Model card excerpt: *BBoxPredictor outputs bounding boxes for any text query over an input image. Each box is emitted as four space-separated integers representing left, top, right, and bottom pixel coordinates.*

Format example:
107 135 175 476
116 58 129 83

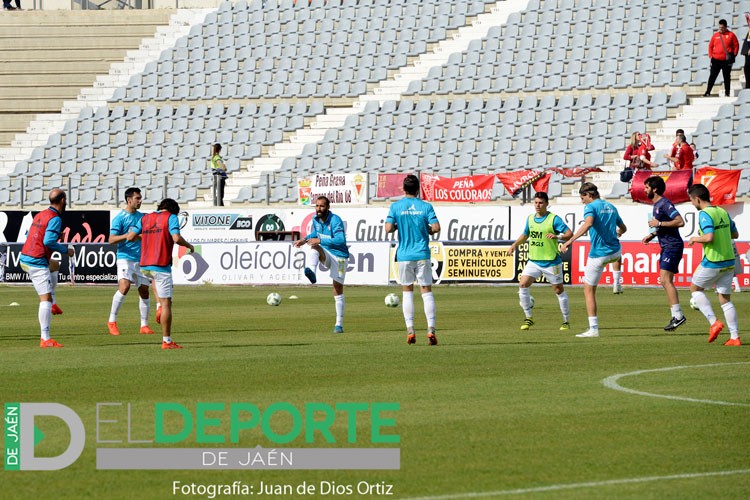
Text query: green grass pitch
1 284 749 499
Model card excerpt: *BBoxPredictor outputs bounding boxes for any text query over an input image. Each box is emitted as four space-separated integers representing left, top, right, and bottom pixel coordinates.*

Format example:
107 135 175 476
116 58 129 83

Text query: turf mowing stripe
401 469 750 499
602 362 750 407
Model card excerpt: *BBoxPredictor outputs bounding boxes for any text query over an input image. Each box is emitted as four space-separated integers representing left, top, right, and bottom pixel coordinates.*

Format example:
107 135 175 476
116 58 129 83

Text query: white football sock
334 294 345 327
721 301 739 339
50 271 59 304
306 248 320 271
422 291 436 329
109 290 126 322
613 271 622 288
691 291 716 324
519 287 533 318
139 297 150 327
670 304 684 320
39 301 52 340
557 291 570 322
402 291 414 329
588 316 599 333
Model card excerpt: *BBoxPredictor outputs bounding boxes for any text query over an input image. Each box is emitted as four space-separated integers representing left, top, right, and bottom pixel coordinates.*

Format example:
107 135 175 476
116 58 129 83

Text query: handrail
71 0 150 9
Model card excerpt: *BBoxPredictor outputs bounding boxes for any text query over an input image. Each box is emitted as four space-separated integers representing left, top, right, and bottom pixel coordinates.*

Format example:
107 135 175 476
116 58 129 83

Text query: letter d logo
6 403 85 470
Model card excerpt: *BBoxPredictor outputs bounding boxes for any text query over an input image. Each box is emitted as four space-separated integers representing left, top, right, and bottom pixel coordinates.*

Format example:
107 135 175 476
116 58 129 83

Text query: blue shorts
660 246 683 274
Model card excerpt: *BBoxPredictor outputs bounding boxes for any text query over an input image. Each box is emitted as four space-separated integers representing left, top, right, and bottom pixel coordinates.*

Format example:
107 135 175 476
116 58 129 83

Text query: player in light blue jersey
107 187 155 336
562 183 627 338
385 174 441 345
294 196 350 333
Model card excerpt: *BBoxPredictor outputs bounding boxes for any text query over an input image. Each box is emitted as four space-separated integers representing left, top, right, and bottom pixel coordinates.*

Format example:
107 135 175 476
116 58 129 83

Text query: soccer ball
385 293 400 308
266 292 282 306
689 297 699 310
520 295 535 308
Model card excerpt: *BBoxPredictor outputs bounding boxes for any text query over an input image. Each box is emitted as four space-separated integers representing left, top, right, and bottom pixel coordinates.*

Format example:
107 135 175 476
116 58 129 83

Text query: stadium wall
1 203 749 287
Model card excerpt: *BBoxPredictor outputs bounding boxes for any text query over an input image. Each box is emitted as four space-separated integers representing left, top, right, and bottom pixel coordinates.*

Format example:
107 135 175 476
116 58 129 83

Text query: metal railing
72 0 150 9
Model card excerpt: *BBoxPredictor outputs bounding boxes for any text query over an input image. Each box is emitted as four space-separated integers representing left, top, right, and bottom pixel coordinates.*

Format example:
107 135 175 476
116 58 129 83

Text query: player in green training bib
687 184 741 346
507 192 573 331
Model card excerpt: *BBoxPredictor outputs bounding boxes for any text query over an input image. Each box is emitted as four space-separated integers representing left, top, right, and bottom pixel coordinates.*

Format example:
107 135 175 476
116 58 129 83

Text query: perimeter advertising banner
1 243 118 284
570 241 750 287
388 241 572 285
1 210 110 244
173 242 391 286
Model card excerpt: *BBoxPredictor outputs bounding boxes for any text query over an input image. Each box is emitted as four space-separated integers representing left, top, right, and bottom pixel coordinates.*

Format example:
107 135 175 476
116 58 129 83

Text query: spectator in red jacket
704 19 739 97
667 129 685 159
664 133 694 170
624 132 656 170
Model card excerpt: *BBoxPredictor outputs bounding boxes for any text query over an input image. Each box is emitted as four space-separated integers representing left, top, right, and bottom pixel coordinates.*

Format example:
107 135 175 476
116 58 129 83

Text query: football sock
670 304 684 321
557 290 570 322
109 290 125 322
588 316 599 333
139 297 150 327
519 287 533 318
402 291 414 329
163 336 171 343
306 248 320 271
613 271 622 288
50 270 59 303
422 291 436 329
721 301 739 339
39 301 52 340
334 294 345 327
691 291 716 324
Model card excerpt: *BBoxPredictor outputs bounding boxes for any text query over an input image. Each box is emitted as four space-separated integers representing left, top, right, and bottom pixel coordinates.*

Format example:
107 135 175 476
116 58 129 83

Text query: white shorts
692 265 734 294
320 247 347 285
584 251 622 286
21 263 52 296
117 259 151 287
142 270 173 299
398 260 433 287
521 261 564 285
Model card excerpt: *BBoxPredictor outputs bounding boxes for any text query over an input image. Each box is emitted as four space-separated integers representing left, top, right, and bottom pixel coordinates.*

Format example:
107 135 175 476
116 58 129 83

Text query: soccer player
507 192 573 331
294 196 350 333
127 198 194 349
107 187 155 336
19 188 75 348
687 184 741 346
384 174 441 345
642 176 687 331
561 182 627 338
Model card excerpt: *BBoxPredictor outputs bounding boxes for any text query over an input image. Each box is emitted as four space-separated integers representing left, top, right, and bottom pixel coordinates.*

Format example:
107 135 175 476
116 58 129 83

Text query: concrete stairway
0 9 172 147
0 8 215 177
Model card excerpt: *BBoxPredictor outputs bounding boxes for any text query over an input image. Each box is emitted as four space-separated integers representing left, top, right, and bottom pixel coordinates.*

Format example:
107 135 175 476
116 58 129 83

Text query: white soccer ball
520 295 535 309
690 297 699 310
266 292 282 306
385 293 400 308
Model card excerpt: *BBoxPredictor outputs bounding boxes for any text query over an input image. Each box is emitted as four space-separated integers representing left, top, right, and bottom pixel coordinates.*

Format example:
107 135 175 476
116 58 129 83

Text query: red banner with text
693 167 741 206
630 169 692 204
420 173 495 202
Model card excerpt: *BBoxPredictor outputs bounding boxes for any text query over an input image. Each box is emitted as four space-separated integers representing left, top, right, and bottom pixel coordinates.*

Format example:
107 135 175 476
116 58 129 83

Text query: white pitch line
401 469 750 499
602 362 750 407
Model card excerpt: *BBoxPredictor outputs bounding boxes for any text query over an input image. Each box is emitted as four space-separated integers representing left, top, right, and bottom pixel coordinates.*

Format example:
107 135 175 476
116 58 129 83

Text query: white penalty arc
602 362 750 407
401 469 750 499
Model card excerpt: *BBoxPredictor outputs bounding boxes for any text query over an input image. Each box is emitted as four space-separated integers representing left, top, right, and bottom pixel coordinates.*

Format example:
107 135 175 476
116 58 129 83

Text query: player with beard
19 188 75 347
641 176 687 331
294 196 350 333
